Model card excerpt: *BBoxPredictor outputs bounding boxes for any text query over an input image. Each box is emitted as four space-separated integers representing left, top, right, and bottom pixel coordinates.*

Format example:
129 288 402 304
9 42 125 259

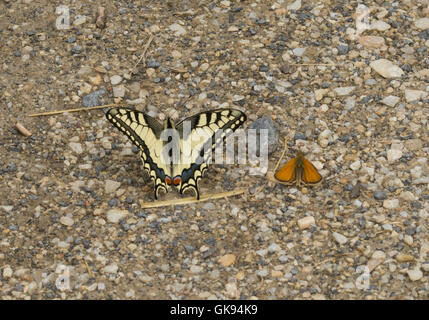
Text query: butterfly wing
274 158 298 184
105 107 171 199
301 158 322 185
174 108 247 199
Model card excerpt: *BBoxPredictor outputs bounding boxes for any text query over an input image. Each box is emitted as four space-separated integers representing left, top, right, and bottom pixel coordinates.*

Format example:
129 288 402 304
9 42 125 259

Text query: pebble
407 269 423 281
370 20 390 31
110 75 122 85
332 232 348 245
334 86 355 96
74 15 87 26
395 253 414 262
225 282 239 298
169 23 187 36
218 254 236 267
403 235 413 246
106 209 128 223
381 95 400 107
374 190 387 200
82 89 106 107
370 59 404 78
105 180 121 193
113 85 126 98
103 264 119 274
292 48 306 56
69 142 83 154
404 89 427 102
3 266 13 278
190 265 203 274
358 35 385 48
287 0 301 10
314 89 328 101
387 148 402 162
349 160 361 171
247 116 279 155
383 199 399 209
414 18 429 29
267 243 281 253
257 269 268 277
60 216 74 227
297 216 315 230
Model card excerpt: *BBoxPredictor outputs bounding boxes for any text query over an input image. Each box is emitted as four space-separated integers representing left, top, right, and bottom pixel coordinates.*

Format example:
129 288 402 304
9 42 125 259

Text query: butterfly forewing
106 107 171 198
175 109 247 199
274 158 297 184
301 158 322 185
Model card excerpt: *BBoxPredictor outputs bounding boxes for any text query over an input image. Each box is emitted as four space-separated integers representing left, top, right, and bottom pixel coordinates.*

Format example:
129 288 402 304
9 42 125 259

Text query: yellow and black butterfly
274 151 322 186
106 107 246 199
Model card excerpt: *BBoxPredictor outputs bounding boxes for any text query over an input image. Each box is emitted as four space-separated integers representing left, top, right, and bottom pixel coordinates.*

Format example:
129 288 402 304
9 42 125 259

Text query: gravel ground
0 0 428 299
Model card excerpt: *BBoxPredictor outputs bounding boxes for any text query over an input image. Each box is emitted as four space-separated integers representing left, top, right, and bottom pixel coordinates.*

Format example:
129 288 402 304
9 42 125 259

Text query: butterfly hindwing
175 109 247 199
105 107 171 199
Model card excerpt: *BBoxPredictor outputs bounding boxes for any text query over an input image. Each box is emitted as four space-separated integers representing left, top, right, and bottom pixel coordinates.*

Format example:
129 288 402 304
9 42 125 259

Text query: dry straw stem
139 188 246 208
28 104 122 117
254 137 288 194
130 34 154 74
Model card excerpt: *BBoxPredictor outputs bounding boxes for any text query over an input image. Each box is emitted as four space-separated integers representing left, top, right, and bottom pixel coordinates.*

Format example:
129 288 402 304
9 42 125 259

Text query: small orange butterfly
274 150 322 186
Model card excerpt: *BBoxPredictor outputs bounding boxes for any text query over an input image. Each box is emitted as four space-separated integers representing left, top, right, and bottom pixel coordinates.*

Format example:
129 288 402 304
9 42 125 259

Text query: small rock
314 89 328 101
218 254 236 267
381 95 400 107
74 15 87 26
69 142 83 154
3 266 13 278
407 269 423 281
297 216 315 230
287 0 301 10
383 199 399 209
292 47 306 56
350 160 361 171
247 117 279 155
358 36 385 48
415 18 429 29
190 265 203 274
374 190 387 200
395 253 414 262
370 59 404 78
268 243 281 253
404 235 413 246
110 75 122 85
105 180 121 193
60 216 74 227
371 20 390 31
332 232 348 245
257 269 268 277
404 89 427 102
103 264 118 274
225 282 239 298
83 89 106 107
169 23 187 36
106 209 128 223
113 85 126 98
387 149 402 162
334 86 355 96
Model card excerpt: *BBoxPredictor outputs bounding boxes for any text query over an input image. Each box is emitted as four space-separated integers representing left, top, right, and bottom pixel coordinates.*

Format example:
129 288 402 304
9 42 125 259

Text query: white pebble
383 199 399 209
332 232 348 245
60 216 74 227
106 209 128 223
105 180 121 193
407 269 423 281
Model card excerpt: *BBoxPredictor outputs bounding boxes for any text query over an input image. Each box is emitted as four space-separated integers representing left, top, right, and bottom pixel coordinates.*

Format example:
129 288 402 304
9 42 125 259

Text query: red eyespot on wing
173 177 181 186
165 176 172 185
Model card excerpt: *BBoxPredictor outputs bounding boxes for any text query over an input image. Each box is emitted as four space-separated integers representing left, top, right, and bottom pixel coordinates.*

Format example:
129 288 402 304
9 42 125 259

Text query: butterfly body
106 107 246 199
274 151 322 186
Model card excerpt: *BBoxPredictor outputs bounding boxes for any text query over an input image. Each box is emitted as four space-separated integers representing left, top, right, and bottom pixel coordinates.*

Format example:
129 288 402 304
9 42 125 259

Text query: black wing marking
174 108 247 199
106 107 171 199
